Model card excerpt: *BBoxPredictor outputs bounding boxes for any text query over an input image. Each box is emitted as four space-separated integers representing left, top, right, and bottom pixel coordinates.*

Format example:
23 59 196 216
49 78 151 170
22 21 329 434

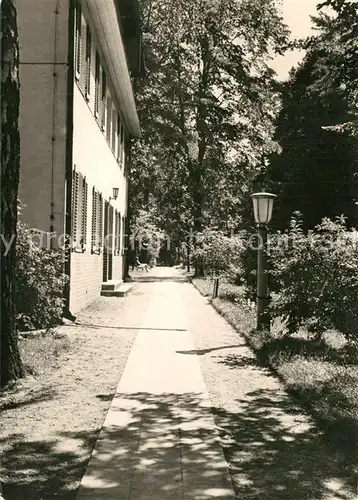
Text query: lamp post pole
251 192 276 332
256 224 269 330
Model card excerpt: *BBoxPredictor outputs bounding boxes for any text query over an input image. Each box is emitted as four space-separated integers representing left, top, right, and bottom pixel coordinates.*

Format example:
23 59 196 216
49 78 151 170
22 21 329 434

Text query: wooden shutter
75 1 82 79
106 97 111 142
122 216 126 254
98 193 103 251
117 115 121 161
94 52 100 117
82 177 88 248
85 25 91 99
112 109 117 154
101 71 106 131
72 169 79 244
91 187 97 252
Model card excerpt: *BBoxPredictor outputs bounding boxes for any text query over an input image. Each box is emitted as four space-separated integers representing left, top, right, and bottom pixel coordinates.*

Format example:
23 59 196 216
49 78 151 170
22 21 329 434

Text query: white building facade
17 0 143 313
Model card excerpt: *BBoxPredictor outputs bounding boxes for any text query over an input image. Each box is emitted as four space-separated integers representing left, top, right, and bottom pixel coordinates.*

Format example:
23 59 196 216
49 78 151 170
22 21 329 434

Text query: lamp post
251 192 276 331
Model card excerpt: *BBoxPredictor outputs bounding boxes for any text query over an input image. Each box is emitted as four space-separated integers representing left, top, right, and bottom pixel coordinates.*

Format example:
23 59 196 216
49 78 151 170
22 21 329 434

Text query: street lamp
251 192 276 331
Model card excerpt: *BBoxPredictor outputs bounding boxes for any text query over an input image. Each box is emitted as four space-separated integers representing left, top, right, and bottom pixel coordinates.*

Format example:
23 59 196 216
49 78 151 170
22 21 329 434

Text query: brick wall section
112 254 123 282
70 252 102 313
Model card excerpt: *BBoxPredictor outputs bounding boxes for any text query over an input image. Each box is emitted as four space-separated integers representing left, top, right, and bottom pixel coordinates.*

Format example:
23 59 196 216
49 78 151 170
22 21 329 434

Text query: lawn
192 277 358 472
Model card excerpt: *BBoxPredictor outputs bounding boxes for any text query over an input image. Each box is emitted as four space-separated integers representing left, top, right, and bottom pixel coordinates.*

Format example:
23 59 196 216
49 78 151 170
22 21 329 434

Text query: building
17 0 143 313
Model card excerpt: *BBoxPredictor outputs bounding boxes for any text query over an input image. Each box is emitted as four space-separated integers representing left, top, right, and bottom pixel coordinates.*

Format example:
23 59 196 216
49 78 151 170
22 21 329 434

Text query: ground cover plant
192 274 358 474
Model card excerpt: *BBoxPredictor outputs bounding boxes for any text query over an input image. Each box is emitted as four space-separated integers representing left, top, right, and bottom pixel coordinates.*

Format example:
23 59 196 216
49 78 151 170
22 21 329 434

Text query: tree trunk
1 0 24 387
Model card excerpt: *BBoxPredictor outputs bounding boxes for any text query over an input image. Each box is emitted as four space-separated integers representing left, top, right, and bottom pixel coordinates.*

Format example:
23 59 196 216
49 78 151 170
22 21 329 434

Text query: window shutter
112 110 117 154
94 52 100 116
75 1 82 79
98 193 103 251
72 169 79 244
101 71 107 131
121 128 125 167
82 177 88 248
106 97 111 143
122 216 126 254
85 25 91 99
117 115 121 161
91 187 97 252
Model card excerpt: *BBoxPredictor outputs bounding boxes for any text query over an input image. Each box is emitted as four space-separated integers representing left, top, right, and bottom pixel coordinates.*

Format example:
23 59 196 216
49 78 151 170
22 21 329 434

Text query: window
114 210 121 255
111 109 117 155
94 52 100 117
91 188 103 254
74 0 82 80
101 70 107 131
72 167 88 251
85 24 92 99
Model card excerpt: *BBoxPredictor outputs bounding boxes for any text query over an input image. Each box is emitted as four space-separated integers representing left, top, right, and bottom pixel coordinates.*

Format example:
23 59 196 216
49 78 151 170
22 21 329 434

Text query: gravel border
0 283 154 500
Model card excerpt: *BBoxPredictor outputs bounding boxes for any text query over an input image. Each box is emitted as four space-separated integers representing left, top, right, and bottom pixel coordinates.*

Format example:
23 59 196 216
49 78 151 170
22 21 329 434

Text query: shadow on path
2 391 356 499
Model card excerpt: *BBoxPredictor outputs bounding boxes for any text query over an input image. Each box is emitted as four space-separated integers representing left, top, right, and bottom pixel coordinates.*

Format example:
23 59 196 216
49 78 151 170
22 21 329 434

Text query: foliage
16 216 68 331
132 0 289 269
191 228 245 278
317 0 358 135
265 7 358 230
131 208 167 262
269 214 358 342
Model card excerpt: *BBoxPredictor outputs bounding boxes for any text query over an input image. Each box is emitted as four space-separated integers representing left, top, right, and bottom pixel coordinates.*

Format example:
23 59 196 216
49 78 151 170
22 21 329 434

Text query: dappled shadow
258 336 357 366
217 354 261 369
176 344 243 356
2 390 356 499
0 386 58 411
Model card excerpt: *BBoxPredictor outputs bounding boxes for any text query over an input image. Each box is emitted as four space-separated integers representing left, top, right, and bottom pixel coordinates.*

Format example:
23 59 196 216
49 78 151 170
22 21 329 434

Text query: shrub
191 229 245 278
269 214 358 343
16 217 68 331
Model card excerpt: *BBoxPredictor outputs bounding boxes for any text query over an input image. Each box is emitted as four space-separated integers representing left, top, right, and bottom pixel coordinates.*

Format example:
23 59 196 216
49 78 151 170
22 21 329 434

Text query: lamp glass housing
251 192 276 224
112 187 119 200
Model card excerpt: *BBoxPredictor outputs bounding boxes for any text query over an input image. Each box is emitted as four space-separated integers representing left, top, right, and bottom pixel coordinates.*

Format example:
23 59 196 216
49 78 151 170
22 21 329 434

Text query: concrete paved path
76 268 235 499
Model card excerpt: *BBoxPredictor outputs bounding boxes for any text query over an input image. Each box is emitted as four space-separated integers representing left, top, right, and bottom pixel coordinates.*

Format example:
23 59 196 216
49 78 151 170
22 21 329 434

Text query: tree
1 0 24 386
317 0 358 135
132 0 289 274
266 10 358 230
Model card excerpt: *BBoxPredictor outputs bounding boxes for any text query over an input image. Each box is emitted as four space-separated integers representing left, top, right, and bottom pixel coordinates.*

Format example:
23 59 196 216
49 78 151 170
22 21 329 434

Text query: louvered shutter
82 177 88 248
75 1 82 79
122 216 126 254
112 110 117 154
85 26 91 99
101 72 106 131
72 169 79 244
94 52 100 117
98 193 103 251
117 115 121 161
91 187 97 252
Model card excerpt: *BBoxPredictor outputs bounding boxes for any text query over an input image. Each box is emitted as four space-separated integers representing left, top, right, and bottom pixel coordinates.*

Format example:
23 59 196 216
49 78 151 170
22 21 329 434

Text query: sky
270 0 324 80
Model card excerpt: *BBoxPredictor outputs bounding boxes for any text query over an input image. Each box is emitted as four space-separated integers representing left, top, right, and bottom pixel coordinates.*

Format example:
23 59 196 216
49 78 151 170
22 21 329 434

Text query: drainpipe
63 0 75 316
49 0 61 244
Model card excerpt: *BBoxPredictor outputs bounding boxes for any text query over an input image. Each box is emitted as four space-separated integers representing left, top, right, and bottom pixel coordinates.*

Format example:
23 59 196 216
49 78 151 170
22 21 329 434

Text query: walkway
76 268 235 499
76 267 355 500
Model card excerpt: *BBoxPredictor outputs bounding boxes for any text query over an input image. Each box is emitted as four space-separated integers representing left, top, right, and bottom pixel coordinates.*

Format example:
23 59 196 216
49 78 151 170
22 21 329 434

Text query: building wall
69 3 128 313
17 0 131 314
17 0 69 237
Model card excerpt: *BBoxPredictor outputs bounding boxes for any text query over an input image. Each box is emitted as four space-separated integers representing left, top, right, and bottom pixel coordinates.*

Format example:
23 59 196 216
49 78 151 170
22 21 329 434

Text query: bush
16 217 68 331
269 214 358 343
191 229 245 278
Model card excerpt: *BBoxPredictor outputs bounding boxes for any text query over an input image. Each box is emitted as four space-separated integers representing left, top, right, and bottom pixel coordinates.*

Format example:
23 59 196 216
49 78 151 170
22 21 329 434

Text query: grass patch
192 277 358 469
19 331 72 377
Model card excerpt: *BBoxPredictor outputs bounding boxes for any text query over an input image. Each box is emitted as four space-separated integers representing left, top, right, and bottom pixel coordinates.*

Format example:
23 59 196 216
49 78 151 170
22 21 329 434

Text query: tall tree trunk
1 0 24 387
